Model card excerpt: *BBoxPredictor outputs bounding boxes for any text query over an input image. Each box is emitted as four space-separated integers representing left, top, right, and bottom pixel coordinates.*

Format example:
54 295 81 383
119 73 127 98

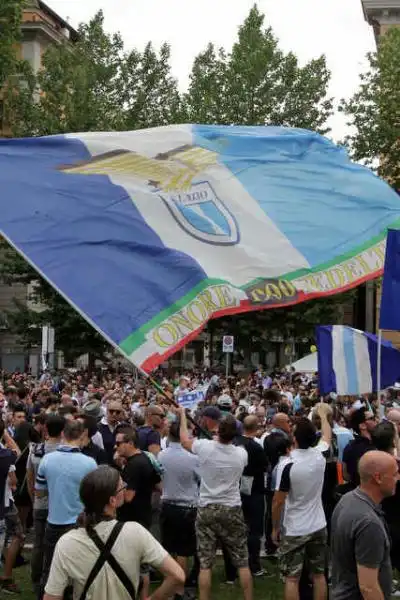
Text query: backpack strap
79 522 136 600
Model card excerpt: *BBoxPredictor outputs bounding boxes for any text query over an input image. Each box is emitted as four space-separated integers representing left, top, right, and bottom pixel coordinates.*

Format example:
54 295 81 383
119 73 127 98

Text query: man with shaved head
271 413 292 437
387 409 400 447
331 451 398 599
263 412 291 557
387 408 400 424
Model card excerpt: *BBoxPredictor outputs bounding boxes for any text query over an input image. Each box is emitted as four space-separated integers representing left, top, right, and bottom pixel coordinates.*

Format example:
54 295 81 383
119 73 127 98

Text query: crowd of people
0 365 398 600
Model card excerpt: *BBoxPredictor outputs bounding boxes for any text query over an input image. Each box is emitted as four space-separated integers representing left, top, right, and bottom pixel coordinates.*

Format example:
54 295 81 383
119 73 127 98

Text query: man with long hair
43 466 184 600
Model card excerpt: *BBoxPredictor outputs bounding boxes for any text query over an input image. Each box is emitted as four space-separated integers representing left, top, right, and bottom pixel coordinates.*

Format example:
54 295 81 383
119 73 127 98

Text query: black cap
201 406 221 421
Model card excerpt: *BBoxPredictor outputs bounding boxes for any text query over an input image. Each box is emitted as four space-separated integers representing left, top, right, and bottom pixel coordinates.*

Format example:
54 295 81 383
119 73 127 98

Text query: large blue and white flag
1 125 400 372
317 325 400 395
380 229 400 331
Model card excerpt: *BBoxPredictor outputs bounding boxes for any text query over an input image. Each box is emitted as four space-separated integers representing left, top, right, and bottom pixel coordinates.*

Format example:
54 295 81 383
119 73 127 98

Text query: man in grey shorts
331 451 398 600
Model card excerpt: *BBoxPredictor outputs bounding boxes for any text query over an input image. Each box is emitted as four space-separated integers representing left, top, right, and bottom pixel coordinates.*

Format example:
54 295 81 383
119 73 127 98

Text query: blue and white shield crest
159 181 240 246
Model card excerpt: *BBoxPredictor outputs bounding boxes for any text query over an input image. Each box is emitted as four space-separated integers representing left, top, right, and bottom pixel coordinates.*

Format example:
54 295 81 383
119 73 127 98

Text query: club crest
59 144 240 246
158 181 240 246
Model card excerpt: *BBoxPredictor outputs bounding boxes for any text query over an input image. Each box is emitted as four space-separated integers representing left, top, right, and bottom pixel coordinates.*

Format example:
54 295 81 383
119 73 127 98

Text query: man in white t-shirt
174 376 190 401
179 408 253 600
272 403 332 600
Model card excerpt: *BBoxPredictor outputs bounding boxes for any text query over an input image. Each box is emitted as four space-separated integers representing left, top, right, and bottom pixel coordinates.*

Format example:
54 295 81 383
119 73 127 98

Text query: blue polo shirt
36 446 97 525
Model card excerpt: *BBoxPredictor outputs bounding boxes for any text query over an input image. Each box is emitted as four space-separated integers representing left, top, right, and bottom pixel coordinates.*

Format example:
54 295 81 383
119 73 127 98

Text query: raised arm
179 407 194 452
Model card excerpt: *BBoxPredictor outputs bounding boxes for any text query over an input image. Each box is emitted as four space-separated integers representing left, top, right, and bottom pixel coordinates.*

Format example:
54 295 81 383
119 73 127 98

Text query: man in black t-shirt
137 407 165 456
0 420 17 585
115 427 160 530
235 415 268 576
343 407 377 488
78 415 108 465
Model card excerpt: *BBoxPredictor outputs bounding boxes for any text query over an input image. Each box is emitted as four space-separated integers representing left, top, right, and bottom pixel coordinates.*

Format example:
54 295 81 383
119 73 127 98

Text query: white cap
218 394 233 408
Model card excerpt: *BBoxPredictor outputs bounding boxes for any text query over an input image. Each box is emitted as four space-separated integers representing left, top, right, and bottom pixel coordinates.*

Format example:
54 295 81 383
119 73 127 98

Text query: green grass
7 564 35 599
12 558 284 600
210 561 283 600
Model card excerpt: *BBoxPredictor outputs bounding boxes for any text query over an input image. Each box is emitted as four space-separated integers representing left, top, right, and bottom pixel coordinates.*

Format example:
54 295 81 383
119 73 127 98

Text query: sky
47 0 376 140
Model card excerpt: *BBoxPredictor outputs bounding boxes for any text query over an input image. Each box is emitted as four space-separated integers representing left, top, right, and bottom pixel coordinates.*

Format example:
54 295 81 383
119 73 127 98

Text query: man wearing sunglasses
342 407 377 489
115 427 161 530
137 406 166 457
98 401 125 465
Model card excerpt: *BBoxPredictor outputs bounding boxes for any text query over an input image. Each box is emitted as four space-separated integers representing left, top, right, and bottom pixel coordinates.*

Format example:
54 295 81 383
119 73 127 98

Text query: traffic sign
223 335 234 353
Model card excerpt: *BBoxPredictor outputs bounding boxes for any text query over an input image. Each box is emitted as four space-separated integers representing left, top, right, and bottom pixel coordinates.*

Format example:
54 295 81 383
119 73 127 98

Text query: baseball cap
82 400 102 421
217 394 233 409
201 406 222 421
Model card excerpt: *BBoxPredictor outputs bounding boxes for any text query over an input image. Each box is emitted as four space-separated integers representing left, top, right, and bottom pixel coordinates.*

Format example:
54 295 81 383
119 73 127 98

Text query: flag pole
377 328 383 418
136 365 212 439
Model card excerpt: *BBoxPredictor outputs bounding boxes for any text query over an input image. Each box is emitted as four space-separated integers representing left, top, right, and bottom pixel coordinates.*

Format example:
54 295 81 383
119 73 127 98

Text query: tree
8 11 127 136
0 0 35 131
340 27 400 191
0 0 23 88
122 42 186 130
207 291 355 365
185 5 333 132
8 12 184 137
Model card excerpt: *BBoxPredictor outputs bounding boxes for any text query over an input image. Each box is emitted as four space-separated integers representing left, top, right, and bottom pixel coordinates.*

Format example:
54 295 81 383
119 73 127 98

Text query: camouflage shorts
279 527 327 579
196 504 248 570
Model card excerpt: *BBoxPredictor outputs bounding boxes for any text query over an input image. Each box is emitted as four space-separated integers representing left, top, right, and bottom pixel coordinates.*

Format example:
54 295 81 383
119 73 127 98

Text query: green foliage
208 291 355 362
185 5 333 132
340 27 400 190
7 12 184 136
0 0 23 88
122 42 186 129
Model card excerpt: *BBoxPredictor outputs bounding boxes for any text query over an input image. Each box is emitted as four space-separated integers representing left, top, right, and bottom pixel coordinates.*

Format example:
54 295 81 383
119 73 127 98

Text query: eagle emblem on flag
60 144 240 246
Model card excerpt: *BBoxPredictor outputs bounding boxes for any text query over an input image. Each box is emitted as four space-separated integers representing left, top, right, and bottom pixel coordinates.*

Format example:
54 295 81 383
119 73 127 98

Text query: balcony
22 1 78 44
362 0 400 7
361 0 400 41
21 19 68 44
361 0 400 18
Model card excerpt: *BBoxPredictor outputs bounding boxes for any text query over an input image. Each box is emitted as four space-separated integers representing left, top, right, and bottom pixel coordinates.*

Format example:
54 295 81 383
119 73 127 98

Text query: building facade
361 0 400 40
361 0 400 346
20 0 78 72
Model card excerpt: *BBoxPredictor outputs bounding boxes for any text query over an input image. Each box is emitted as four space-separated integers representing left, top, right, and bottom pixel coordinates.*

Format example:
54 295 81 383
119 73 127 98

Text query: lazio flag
0 124 399 372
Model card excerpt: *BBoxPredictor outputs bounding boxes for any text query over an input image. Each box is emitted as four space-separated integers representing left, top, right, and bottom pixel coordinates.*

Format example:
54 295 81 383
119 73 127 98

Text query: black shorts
160 503 197 557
